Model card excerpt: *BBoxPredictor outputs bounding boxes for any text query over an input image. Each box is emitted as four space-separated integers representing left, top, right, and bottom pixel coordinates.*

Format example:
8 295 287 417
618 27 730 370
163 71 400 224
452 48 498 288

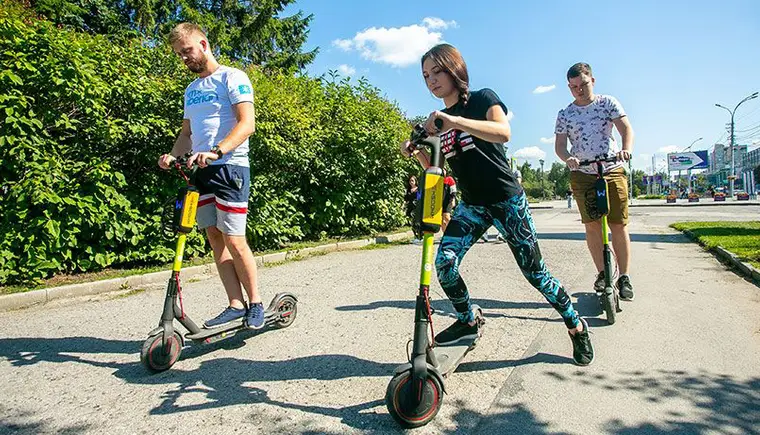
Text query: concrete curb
681 229 760 286
0 231 415 312
714 247 760 285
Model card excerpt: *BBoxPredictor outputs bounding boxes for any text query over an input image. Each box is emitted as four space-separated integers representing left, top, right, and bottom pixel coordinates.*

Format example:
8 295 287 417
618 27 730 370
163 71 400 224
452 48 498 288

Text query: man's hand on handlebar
616 150 632 162
158 154 175 170
565 156 580 171
187 152 219 169
158 152 195 170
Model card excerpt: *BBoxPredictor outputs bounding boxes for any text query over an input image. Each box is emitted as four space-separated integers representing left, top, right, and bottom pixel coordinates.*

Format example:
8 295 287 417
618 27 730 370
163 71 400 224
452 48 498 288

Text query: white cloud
540 136 554 144
332 18 457 68
532 85 556 94
513 146 547 161
506 110 514 121
333 38 353 51
658 145 680 154
337 64 356 76
422 17 457 29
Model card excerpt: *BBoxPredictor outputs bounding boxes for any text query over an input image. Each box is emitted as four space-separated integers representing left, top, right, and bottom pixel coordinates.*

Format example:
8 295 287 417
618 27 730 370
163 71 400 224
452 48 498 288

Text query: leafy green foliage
0 4 410 285
26 0 316 71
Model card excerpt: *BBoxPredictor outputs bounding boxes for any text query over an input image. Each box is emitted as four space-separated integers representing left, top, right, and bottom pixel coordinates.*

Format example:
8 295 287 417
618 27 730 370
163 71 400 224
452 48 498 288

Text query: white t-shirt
555 94 626 174
183 65 254 167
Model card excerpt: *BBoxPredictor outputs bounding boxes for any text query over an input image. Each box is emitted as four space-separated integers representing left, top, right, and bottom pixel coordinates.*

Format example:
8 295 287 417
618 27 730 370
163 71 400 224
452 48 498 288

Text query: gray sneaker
593 271 605 293
617 275 635 301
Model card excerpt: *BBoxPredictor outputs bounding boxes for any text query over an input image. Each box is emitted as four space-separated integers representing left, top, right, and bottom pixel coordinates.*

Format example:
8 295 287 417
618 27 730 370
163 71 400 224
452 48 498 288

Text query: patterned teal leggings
435 191 580 329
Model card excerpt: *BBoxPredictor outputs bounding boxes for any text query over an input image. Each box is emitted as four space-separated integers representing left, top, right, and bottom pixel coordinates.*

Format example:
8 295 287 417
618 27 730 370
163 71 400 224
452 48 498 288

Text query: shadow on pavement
335 298 552 321
538 232 690 244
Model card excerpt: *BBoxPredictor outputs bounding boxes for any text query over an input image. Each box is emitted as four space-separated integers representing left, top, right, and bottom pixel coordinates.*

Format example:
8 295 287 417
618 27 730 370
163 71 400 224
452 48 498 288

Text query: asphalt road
1 205 758 434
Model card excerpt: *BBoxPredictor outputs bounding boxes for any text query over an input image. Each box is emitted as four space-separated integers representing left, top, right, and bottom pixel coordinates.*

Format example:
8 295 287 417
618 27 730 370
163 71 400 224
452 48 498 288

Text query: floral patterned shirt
555 95 626 174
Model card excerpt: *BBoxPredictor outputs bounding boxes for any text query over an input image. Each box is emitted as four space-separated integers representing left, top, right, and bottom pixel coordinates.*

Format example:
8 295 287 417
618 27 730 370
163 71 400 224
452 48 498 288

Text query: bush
0 5 411 285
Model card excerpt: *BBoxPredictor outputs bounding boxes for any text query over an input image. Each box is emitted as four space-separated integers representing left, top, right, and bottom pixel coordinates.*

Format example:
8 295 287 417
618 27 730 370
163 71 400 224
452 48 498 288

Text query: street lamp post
539 159 545 199
681 137 703 195
716 91 759 197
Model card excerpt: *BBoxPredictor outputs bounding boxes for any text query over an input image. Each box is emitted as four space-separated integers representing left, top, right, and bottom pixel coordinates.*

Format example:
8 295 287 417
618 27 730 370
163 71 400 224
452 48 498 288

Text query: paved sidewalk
1 206 758 434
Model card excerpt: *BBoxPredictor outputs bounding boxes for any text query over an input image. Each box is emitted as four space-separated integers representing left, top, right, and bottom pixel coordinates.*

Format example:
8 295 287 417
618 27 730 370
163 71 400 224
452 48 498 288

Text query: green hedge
0 4 413 285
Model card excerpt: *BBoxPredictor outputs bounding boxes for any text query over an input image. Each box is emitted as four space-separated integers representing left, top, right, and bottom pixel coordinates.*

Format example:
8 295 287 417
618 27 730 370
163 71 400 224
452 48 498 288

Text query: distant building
739 146 760 173
707 143 749 187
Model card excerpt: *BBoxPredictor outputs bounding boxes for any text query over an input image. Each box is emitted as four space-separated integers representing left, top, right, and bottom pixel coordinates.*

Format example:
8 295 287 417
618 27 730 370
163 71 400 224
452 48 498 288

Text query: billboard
667 151 709 171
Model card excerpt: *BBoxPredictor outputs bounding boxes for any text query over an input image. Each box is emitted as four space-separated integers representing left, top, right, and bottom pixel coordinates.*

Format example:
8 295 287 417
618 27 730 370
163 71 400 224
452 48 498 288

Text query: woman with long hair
400 43 593 366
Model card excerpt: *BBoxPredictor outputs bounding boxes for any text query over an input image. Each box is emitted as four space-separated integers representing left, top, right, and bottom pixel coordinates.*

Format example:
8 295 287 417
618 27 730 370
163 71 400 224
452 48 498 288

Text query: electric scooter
385 121 485 428
140 154 298 373
578 155 623 325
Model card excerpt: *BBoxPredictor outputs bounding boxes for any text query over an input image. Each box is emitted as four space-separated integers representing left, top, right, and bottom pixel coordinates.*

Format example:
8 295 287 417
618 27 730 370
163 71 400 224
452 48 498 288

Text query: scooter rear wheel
602 288 617 325
385 370 443 428
272 295 298 329
141 331 183 373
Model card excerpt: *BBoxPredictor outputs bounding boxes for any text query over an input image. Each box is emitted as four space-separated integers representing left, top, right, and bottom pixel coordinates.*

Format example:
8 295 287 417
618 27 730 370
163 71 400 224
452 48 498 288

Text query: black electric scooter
385 121 485 428
140 154 298 373
577 155 624 324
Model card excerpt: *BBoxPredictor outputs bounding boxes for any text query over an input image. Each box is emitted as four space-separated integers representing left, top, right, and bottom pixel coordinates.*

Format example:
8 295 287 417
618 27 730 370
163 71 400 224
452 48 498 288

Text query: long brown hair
421 44 470 106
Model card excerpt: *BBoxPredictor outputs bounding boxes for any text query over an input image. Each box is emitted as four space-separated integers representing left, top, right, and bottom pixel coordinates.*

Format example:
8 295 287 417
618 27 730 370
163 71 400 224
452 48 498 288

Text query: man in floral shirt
554 62 635 301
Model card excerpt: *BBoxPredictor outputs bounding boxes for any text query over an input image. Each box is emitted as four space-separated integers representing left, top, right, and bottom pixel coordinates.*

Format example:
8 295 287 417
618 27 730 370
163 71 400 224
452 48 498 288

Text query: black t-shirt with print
441 88 522 205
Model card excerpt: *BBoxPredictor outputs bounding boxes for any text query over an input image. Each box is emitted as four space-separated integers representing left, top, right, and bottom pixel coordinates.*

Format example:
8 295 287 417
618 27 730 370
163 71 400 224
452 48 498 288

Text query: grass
0 227 414 295
671 221 760 269
360 240 412 250
0 259 214 296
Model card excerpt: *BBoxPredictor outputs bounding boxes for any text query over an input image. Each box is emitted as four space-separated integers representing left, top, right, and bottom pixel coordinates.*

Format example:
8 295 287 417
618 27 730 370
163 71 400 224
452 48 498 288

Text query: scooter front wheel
385 370 443 428
141 331 183 373
602 288 617 325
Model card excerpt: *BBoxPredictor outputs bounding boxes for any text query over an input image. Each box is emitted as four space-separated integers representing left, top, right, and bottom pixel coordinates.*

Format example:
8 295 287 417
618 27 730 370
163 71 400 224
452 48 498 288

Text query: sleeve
475 88 509 121
226 69 255 105
183 89 189 120
606 95 626 119
554 109 566 135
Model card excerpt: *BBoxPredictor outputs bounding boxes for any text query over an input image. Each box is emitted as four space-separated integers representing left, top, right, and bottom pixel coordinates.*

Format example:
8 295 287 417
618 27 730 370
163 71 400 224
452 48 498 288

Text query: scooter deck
184 310 279 341
433 335 479 377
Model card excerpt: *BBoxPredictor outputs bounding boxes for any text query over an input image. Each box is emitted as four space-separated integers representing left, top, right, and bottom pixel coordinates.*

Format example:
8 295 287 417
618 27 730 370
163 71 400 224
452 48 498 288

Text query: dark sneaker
593 271 605 293
617 275 635 301
203 306 246 328
569 318 594 366
246 302 265 330
434 320 478 345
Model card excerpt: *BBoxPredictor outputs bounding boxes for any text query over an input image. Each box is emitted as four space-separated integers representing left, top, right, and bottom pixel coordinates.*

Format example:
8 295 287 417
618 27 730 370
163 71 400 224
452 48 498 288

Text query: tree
519 161 537 185
631 169 647 197
28 0 317 71
547 162 570 196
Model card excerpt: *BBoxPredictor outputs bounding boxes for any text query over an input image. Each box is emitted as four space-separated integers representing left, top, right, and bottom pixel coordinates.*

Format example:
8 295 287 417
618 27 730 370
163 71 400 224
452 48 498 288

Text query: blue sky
284 0 760 172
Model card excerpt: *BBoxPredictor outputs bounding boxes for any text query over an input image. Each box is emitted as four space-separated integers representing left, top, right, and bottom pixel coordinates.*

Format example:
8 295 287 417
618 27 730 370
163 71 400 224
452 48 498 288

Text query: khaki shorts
570 167 629 225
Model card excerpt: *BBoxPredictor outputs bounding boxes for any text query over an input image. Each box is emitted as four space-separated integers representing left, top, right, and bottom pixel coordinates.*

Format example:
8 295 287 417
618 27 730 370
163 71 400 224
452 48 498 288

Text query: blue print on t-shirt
186 90 218 106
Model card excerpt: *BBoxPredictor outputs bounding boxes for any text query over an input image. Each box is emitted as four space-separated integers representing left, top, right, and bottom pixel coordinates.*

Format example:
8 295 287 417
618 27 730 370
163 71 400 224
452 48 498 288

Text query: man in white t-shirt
554 62 635 301
158 23 265 329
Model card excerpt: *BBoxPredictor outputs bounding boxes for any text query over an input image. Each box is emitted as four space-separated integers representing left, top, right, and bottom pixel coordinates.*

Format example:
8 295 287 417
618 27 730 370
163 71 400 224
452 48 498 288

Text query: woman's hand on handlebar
400 140 415 158
565 156 580 170
424 111 454 135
